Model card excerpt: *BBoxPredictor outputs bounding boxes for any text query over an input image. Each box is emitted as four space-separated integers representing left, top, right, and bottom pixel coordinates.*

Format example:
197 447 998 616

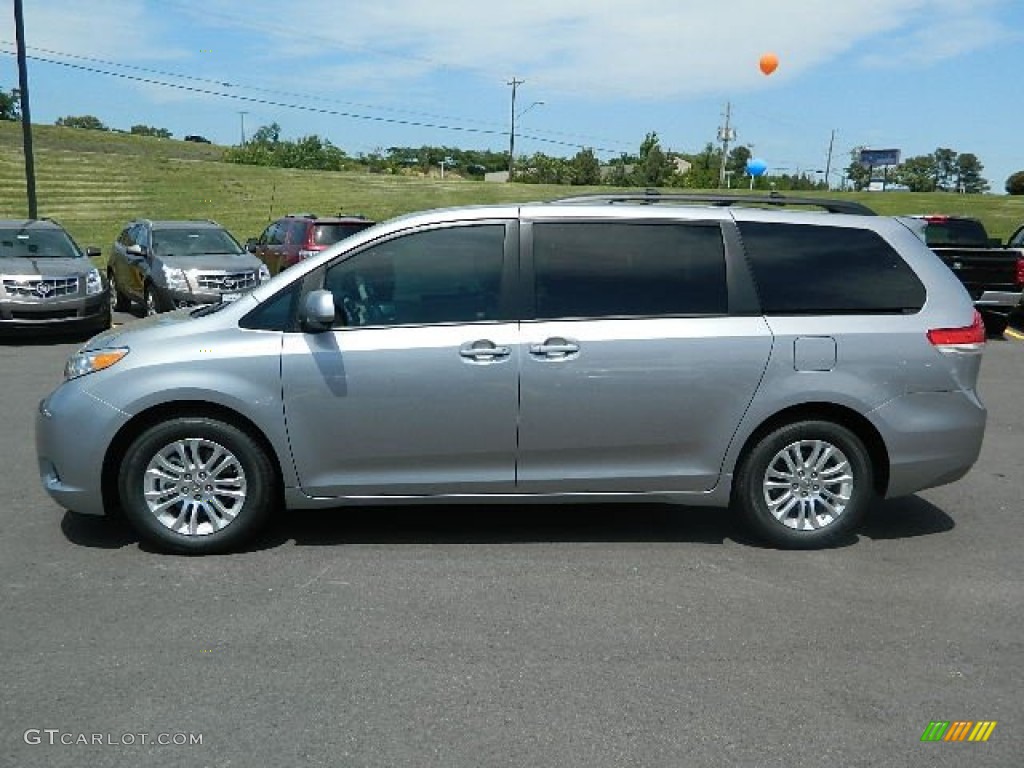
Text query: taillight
927 310 986 353
1016 256 1024 289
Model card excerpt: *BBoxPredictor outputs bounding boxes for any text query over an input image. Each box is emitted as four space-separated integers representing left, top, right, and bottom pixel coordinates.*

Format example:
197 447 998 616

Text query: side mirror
245 238 259 252
301 290 336 333
85 246 101 258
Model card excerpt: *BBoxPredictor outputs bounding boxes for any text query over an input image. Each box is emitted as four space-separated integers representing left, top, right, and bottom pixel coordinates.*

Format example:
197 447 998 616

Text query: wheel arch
731 402 890 498
101 400 286 517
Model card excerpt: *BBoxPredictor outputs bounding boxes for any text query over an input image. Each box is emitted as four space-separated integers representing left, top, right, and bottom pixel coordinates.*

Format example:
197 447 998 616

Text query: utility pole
238 111 248 145
507 77 524 181
824 129 836 190
13 0 37 218
717 101 736 189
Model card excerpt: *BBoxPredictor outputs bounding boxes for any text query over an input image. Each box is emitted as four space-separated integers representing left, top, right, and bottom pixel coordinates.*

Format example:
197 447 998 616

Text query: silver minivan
36 195 987 553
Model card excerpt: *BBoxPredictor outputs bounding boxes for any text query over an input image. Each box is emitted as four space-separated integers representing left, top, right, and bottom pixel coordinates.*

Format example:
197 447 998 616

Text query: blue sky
2 0 1022 190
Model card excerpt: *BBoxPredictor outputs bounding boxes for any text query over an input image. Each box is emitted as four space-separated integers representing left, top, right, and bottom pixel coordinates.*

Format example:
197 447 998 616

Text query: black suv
247 213 375 275
108 219 270 315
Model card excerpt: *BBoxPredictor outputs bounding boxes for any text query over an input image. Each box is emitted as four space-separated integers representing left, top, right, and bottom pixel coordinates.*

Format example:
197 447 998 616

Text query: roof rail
549 190 876 216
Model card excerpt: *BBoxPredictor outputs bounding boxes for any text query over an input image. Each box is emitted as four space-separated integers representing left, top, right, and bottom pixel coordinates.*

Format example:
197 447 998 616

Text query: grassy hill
2 121 1023 266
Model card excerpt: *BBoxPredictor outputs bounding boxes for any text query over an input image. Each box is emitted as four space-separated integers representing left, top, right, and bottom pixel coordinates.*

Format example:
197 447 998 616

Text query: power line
0 42 633 150
1 51 626 154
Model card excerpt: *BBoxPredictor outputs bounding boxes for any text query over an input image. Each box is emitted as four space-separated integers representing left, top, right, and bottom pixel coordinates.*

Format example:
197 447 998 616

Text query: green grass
2 121 1023 268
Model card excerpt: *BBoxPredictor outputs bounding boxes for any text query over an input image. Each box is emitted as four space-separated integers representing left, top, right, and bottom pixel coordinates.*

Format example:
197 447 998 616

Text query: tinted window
923 218 988 247
324 225 505 327
1008 227 1024 248
266 223 284 246
313 222 373 246
239 283 300 331
286 219 308 245
739 222 926 314
532 222 727 319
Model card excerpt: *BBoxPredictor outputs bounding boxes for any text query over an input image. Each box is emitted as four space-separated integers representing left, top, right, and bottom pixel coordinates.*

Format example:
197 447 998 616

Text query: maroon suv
246 213 374 275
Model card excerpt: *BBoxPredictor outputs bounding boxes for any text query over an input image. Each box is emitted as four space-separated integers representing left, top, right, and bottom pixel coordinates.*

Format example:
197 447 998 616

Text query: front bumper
0 293 109 330
36 382 129 516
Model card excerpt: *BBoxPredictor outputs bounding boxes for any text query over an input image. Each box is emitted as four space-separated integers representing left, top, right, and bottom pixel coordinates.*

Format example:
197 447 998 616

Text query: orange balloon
759 53 779 76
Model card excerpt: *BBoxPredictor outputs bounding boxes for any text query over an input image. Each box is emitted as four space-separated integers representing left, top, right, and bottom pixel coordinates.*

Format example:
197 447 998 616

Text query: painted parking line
1006 328 1024 341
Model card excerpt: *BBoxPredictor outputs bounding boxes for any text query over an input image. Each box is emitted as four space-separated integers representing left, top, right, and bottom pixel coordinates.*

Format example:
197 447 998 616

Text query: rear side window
314 222 372 246
738 222 926 314
532 221 727 319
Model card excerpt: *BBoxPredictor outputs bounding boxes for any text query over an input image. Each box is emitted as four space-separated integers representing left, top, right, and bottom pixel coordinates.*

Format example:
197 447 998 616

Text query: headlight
85 267 103 296
64 348 129 381
258 264 271 283
162 266 189 291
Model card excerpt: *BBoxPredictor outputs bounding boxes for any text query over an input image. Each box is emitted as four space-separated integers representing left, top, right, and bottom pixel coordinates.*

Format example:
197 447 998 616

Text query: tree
1007 171 1024 195
569 148 601 186
895 155 936 192
932 147 958 191
844 148 872 191
726 145 752 180
55 115 108 131
0 87 20 121
954 153 989 193
634 131 674 186
130 124 172 138
250 122 281 146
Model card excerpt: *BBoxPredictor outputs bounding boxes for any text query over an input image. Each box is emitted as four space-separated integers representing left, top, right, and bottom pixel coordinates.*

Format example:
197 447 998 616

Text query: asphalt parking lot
2 314 1022 768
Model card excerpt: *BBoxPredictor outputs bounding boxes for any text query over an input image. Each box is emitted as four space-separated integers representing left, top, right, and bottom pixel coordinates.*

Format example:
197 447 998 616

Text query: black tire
980 310 1008 338
117 417 275 554
734 420 874 549
108 270 131 312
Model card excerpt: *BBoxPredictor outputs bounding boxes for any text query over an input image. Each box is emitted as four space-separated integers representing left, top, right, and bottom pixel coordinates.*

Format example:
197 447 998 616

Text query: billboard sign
859 148 901 168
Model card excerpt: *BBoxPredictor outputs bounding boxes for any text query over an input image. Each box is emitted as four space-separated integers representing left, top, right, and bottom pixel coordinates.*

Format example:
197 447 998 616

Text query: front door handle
459 340 511 361
529 338 580 358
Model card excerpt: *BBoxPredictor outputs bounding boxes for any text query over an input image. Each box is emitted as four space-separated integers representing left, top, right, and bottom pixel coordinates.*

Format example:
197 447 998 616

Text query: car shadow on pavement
59 495 956 553
858 495 955 539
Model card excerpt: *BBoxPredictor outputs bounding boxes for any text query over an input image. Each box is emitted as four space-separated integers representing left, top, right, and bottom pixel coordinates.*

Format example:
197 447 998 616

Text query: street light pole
13 0 37 218
507 77 524 180
239 111 248 145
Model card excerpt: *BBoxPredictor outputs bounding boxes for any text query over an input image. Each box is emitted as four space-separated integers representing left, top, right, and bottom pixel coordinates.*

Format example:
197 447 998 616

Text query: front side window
532 221 728 319
738 222 926 314
324 224 505 327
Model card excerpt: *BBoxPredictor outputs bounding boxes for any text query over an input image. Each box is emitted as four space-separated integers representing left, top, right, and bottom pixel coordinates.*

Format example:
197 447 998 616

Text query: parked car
108 219 270 315
0 218 109 335
908 214 1023 336
183 135 211 144
247 212 375 275
37 193 987 554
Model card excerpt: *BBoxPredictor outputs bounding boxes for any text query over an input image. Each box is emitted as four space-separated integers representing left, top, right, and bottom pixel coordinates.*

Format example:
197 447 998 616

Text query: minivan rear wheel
117 418 275 554
735 420 873 549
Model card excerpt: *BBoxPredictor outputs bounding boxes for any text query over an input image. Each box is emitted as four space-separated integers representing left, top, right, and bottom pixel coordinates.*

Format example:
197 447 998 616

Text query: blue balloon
746 158 768 177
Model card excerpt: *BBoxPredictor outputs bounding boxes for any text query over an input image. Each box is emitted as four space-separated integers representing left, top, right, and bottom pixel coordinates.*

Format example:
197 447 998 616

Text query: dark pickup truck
911 215 1023 335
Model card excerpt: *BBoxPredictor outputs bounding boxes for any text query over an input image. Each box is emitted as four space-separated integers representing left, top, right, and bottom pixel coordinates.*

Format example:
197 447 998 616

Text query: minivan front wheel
735 420 874 549
118 418 275 554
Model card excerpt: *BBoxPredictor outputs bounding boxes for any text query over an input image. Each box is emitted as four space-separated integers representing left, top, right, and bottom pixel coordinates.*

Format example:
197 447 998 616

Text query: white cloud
192 0 1014 99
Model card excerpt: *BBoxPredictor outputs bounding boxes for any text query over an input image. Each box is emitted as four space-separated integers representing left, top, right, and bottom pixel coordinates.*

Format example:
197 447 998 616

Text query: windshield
0 228 82 259
152 228 242 257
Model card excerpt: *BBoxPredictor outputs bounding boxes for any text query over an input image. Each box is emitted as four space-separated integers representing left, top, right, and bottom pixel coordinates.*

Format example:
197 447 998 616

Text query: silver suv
0 219 109 335
108 219 270 315
36 194 987 554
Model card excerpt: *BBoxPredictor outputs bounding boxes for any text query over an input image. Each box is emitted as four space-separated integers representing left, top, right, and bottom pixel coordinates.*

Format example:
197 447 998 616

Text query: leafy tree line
845 147 990 193
6 90 1018 192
